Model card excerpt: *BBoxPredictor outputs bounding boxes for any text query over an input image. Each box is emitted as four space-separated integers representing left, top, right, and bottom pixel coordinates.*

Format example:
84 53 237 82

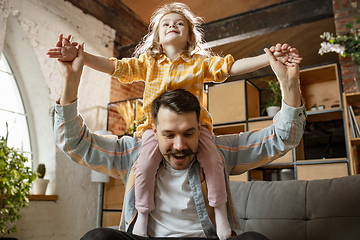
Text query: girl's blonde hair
133 2 212 57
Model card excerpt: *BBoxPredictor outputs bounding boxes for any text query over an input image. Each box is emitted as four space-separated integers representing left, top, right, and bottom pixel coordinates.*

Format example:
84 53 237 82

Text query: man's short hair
151 89 201 125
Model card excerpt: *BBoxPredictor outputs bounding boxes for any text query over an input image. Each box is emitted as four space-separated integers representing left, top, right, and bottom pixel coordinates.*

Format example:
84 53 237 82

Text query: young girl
47 3 301 239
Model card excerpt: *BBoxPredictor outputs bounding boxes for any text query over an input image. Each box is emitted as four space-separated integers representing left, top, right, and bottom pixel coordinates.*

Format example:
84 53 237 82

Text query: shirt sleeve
215 101 306 175
204 54 235 83
52 100 140 179
110 54 148 83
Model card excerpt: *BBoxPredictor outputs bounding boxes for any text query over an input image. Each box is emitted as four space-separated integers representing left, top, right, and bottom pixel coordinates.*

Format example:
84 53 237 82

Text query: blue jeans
80 228 269 240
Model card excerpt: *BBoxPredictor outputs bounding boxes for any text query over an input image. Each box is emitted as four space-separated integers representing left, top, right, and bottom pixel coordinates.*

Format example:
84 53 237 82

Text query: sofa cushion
307 175 360 218
230 174 360 240
306 175 360 240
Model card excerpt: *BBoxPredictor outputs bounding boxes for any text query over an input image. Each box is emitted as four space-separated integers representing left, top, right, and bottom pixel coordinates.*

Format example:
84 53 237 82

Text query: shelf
207 62 352 181
263 163 294 168
29 194 58 201
213 123 245 135
209 80 260 124
343 92 360 175
351 138 360 145
296 158 348 164
300 63 341 112
248 116 273 122
306 108 343 122
297 162 349 180
102 211 122 227
345 92 360 106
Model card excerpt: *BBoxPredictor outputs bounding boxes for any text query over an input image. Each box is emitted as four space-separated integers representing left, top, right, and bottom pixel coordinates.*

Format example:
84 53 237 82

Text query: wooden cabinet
208 62 354 181
101 177 125 227
343 91 360 175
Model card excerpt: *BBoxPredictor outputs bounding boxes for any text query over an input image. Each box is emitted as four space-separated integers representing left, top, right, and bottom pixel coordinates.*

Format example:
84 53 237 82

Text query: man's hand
270 43 303 66
58 42 85 105
57 41 85 80
264 47 301 108
47 34 78 62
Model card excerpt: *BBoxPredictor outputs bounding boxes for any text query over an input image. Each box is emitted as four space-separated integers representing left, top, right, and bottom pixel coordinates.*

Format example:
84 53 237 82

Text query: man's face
153 106 200 170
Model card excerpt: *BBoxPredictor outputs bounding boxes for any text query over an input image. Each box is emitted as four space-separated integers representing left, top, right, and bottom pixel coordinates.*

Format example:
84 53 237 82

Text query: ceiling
65 0 339 79
120 0 286 24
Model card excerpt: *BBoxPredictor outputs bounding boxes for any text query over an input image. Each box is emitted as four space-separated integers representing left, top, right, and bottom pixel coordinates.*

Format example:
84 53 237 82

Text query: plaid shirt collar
157 52 193 64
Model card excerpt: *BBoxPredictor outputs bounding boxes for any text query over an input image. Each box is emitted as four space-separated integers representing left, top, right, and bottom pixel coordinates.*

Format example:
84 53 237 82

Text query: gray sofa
229 174 360 240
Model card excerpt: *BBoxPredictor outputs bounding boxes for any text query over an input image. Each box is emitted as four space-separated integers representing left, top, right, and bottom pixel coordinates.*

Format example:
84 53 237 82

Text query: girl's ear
187 33 195 45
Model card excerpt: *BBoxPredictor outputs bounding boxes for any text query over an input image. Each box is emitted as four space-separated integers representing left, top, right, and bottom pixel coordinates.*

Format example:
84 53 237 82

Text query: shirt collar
179 53 192 62
158 54 168 64
157 52 193 64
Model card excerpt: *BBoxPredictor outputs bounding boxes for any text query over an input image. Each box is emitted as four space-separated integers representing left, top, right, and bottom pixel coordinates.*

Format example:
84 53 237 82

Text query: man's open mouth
166 149 197 159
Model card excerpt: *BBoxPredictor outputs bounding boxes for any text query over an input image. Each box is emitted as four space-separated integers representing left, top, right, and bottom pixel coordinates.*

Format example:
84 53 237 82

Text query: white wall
0 0 115 239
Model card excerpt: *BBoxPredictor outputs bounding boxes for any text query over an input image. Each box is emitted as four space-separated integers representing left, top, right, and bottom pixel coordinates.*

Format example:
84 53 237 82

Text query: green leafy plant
261 78 282 115
0 127 36 235
319 15 360 65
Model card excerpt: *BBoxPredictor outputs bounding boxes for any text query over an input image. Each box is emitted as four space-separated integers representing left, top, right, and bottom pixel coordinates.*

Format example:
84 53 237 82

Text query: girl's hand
270 43 303 66
57 42 85 81
47 34 78 62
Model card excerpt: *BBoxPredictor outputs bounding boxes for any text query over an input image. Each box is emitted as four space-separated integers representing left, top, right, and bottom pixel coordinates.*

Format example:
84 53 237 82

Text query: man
53 43 306 240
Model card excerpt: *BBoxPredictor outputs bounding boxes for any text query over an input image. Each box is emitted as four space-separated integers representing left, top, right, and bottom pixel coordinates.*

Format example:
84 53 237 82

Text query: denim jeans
80 228 269 240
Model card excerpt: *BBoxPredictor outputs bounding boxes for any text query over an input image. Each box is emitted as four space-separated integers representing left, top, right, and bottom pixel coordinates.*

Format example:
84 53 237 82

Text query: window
0 53 32 167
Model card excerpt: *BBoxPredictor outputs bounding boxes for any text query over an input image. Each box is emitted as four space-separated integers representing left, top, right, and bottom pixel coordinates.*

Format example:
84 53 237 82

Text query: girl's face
158 13 190 49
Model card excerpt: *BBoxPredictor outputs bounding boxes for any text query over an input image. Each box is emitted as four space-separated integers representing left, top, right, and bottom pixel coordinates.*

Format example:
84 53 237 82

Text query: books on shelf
348 105 360 138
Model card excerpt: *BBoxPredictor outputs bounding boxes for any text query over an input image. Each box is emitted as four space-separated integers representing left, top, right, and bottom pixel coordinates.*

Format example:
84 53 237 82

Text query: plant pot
266 106 280 117
32 179 49 195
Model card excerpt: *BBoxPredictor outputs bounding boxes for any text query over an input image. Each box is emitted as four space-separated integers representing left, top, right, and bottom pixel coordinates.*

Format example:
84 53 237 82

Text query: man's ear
198 121 201 133
152 123 158 140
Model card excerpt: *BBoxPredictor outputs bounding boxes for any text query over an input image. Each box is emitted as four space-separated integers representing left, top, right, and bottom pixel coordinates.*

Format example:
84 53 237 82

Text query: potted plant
32 164 49 195
261 78 282 116
116 99 146 136
319 15 360 89
0 132 36 237
319 15 360 65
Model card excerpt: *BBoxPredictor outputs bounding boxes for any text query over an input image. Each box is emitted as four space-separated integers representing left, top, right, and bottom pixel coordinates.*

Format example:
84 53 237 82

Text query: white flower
320 32 334 41
318 42 346 56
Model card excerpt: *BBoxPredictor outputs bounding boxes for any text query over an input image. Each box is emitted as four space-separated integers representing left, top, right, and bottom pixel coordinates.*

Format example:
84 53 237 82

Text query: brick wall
1 0 115 239
332 0 360 92
108 78 145 135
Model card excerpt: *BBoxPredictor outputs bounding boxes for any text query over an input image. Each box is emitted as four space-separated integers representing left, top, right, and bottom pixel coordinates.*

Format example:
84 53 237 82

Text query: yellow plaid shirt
111 53 234 136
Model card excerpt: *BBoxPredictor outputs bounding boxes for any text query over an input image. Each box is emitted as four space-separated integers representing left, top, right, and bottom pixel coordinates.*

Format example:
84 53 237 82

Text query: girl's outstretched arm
47 34 116 75
228 43 302 75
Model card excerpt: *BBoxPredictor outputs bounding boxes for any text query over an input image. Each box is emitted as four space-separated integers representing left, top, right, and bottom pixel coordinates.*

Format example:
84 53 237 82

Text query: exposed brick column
332 0 360 92
108 78 145 135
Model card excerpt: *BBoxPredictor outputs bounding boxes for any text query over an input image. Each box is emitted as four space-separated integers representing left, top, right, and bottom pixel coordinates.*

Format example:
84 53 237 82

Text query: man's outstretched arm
58 42 85 105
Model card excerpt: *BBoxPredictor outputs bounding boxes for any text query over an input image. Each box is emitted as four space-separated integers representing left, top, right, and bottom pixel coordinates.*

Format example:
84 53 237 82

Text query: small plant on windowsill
32 163 49 195
0 123 36 237
261 78 282 117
